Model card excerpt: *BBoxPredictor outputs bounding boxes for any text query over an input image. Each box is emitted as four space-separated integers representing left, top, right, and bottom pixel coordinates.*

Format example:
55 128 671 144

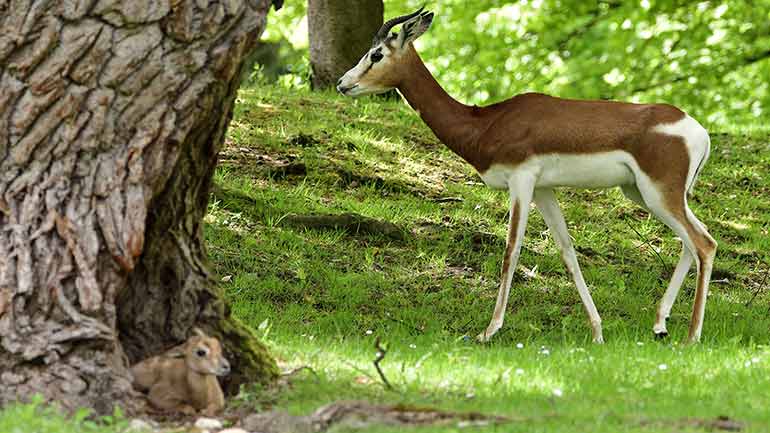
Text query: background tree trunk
0 0 279 413
307 0 383 89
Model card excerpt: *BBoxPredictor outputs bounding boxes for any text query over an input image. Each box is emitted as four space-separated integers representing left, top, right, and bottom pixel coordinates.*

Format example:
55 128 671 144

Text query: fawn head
173 328 231 376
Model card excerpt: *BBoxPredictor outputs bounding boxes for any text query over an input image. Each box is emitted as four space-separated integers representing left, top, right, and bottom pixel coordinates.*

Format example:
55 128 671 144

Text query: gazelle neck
397 47 486 170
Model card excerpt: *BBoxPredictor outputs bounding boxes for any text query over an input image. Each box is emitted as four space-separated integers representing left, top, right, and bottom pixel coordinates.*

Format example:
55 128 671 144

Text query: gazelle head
337 7 434 97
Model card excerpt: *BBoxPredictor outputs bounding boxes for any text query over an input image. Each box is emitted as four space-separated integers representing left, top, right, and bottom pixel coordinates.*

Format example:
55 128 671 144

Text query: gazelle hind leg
683 208 716 342
653 245 692 337
623 184 694 338
477 174 535 342
633 176 716 343
534 189 603 343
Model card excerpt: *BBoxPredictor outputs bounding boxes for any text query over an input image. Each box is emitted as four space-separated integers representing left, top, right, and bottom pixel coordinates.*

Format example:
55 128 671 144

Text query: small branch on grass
373 337 393 391
431 196 464 203
623 217 669 273
451 317 475 335
745 265 769 308
341 360 377 382
281 365 320 381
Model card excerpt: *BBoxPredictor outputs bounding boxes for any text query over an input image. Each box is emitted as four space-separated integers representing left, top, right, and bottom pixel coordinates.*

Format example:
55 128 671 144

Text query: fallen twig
624 217 669 273
340 360 376 382
432 196 464 203
745 265 768 307
373 337 393 390
281 365 320 381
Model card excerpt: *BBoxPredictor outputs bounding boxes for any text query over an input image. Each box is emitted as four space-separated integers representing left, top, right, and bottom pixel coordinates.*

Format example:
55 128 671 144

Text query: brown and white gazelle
338 8 716 344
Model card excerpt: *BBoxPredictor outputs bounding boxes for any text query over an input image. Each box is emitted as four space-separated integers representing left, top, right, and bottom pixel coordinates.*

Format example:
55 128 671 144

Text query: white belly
480 151 636 190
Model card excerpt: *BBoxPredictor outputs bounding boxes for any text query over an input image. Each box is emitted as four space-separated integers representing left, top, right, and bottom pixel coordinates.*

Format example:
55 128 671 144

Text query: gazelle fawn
338 8 716 344
131 328 230 415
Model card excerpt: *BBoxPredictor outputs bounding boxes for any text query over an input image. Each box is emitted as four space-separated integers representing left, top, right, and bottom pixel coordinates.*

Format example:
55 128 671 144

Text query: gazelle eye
371 51 384 63
196 349 207 357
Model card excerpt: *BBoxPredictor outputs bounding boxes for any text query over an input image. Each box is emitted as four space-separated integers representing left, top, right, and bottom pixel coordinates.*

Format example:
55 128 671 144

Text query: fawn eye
196 349 207 357
371 51 384 63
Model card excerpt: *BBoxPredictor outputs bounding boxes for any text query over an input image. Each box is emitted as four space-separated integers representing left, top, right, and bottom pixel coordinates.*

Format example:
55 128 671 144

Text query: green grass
208 82 770 432
0 396 127 433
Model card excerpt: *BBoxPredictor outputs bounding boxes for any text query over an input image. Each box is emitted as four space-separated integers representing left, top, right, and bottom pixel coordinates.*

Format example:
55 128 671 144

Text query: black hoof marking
654 331 669 340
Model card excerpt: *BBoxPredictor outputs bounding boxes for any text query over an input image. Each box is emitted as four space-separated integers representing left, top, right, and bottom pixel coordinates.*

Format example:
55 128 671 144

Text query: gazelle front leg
477 174 535 342
533 189 603 343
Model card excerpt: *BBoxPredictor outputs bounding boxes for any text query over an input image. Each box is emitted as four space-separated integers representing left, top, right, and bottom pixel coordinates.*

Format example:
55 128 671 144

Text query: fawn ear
165 343 187 358
191 327 207 338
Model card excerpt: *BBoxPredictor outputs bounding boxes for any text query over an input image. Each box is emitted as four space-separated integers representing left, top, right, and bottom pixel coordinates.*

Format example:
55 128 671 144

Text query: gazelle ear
191 327 206 338
395 10 434 48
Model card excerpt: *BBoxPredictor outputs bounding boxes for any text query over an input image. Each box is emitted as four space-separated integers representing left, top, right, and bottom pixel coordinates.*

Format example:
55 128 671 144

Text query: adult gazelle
338 8 716 344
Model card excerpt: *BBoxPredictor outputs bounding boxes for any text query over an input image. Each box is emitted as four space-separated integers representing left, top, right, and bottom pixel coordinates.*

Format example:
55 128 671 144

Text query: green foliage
264 0 770 128
203 83 770 431
0 396 127 433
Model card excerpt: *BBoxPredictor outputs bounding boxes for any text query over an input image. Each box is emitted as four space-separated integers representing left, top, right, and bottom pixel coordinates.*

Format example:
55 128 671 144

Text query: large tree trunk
308 0 383 89
0 0 279 413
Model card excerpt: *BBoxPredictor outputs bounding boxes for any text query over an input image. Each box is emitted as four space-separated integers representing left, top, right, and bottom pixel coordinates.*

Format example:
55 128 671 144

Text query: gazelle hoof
592 335 604 344
654 331 669 339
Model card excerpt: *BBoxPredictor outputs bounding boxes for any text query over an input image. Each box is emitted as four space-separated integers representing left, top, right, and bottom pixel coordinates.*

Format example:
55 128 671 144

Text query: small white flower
658 363 668 371
752 357 760 363
636 341 644 346
409 343 417 349
552 388 563 397
365 329 373 335
540 348 550 355
515 368 524 375
516 343 524 349
744 360 752 367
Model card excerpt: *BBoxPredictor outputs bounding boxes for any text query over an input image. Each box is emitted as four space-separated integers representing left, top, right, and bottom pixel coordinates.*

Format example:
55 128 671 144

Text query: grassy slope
206 83 770 432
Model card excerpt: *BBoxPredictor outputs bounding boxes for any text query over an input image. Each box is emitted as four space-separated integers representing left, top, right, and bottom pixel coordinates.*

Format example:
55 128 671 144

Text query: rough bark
307 0 383 89
0 0 279 413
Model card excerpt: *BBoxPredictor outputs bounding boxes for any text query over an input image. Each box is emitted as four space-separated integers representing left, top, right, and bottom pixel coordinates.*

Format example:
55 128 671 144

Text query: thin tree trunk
308 0 383 89
0 0 279 413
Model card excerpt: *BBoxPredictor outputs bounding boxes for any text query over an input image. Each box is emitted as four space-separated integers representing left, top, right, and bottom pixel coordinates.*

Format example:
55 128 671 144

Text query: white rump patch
653 114 711 191
653 114 708 148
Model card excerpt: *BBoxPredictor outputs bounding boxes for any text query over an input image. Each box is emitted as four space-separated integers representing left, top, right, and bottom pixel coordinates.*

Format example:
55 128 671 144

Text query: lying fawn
131 328 231 415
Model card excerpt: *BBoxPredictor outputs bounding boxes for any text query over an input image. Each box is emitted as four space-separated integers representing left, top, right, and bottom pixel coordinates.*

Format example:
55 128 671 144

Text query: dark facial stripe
362 48 382 75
